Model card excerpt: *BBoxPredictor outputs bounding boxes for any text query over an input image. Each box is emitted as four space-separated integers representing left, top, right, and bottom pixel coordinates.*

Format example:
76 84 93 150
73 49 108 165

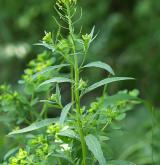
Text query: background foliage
0 0 160 164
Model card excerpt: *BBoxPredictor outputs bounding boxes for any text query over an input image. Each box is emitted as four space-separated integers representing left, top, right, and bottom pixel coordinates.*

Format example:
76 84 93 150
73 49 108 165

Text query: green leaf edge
83 61 115 75
8 118 58 135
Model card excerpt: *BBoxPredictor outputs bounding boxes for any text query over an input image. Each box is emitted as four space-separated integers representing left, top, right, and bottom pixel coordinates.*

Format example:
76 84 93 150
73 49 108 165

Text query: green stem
39 91 50 119
30 93 35 122
58 158 62 165
103 74 111 96
39 101 48 119
66 4 87 164
71 66 74 111
101 121 109 131
74 57 87 165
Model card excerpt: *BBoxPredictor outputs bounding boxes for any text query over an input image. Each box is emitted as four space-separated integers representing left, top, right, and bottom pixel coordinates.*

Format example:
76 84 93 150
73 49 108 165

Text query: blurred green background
0 0 160 164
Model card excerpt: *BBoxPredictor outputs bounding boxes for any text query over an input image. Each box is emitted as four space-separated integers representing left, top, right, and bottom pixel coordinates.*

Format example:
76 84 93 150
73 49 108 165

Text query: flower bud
42 32 53 44
46 125 55 134
78 79 87 90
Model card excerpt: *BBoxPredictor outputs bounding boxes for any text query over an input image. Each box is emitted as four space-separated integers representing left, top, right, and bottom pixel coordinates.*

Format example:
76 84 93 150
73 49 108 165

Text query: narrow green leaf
83 77 134 95
4 147 19 160
56 84 62 106
34 42 55 52
90 26 95 39
85 134 107 165
8 118 58 135
104 93 141 106
83 61 115 75
58 129 80 140
39 77 73 87
108 160 136 165
39 100 56 104
33 64 70 79
60 103 72 126
51 154 74 164
115 113 126 121
99 136 110 142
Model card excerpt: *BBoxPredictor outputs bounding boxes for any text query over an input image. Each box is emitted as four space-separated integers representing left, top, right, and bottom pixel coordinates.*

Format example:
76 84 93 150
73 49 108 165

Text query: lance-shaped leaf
103 93 142 107
85 134 107 165
39 77 73 87
34 42 56 52
33 64 70 79
8 118 58 135
56 84 62 107
83 61 115 75
4 147 19 160
51 154 74 164
58 129 80 140
59 102 72 126
83 77 134 95
90 26 95 39
39 100 56 104
89 26 97 43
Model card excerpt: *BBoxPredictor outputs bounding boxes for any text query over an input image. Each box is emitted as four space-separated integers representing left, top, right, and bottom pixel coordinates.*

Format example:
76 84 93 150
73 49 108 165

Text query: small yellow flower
46 124 55 134
9 157 18 165
17 148 28 160
82 34 91 42
20 159 28 165
55 123 60 133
